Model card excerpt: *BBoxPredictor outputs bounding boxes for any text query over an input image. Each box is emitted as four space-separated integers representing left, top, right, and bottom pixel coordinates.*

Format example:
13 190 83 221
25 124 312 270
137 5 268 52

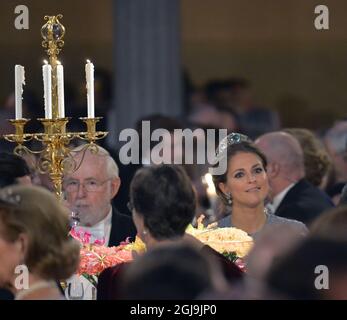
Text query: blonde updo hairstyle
283 128 331 187
0 185 80 281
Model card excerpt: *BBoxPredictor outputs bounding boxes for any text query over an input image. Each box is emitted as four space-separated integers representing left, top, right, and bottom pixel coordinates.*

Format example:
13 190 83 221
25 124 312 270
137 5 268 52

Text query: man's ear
267 162 280 179
110 177 121 199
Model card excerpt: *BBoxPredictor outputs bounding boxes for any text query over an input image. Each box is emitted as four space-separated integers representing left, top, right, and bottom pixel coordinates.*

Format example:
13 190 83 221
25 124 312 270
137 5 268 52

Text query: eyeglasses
64 178 112 193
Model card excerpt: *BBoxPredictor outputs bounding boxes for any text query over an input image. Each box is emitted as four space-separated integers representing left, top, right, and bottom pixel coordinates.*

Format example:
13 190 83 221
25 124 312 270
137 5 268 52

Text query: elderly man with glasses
64 145 136 247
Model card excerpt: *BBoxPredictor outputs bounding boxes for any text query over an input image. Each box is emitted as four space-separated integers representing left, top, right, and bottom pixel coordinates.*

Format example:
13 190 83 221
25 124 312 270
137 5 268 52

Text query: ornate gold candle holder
4 119 32 145
78 117 108 143
4 13 108 199
5 116 108 198
38 118 55 136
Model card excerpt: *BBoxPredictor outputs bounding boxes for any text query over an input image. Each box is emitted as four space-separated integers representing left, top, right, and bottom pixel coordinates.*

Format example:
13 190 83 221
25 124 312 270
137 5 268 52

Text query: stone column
108 0 182 148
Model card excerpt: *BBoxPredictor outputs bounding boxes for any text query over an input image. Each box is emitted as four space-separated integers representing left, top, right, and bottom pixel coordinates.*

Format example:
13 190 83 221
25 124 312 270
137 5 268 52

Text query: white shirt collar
272 183 295 212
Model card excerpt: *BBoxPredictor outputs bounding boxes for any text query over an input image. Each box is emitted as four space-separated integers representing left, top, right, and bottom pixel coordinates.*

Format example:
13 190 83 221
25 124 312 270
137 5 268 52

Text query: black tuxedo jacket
108 207 137 247
0 288 13 300
275 179 334 225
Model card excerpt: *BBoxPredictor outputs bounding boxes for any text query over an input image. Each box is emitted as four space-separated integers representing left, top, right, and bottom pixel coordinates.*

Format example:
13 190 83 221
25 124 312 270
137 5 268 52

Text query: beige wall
1 0 346 129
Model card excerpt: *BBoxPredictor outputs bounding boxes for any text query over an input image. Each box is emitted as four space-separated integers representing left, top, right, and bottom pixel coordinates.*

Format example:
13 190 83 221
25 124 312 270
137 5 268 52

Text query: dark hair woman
212 133 307 239
97 165 243 299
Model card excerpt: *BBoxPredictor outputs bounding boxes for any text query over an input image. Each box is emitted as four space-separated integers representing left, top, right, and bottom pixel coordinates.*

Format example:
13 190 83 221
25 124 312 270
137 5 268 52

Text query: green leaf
222 251 238 262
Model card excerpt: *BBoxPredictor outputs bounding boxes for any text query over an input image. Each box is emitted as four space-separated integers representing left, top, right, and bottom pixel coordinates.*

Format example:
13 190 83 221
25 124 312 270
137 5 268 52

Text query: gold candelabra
4 15 108 198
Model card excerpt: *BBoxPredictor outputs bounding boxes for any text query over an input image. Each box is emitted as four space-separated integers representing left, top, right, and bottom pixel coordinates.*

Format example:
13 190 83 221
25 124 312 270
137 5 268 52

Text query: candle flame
204 173 214 187
43 60 48 65
86 59 91 63
204 173 216 196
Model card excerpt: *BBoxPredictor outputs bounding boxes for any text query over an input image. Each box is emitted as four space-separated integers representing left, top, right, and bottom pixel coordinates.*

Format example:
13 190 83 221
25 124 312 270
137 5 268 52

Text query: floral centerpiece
70 227 145 287
186 216 254 271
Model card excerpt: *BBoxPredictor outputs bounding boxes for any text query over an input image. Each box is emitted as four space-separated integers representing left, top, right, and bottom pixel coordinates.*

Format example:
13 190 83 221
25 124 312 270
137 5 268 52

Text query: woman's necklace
15 280 57 300
231 207 268 234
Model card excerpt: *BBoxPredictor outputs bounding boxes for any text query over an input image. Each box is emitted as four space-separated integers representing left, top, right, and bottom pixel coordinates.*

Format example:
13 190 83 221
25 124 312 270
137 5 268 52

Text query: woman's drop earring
227 193 232 205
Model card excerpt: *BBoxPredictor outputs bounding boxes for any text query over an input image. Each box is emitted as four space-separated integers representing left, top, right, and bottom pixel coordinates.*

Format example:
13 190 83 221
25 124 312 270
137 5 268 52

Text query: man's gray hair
72 144 119 178
256 131 305 179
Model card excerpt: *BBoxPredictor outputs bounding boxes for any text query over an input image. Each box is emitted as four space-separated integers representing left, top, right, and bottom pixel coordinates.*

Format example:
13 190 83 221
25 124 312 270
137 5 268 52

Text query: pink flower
235 258 246 272
70 227 92 245
82 232 91 244
71 227 135 280
69 226 105 245
94 238 106 246
76 243 133 276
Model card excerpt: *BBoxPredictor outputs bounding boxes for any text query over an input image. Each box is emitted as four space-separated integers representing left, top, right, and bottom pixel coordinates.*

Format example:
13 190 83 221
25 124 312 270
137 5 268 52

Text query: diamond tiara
215 132 251 159
0 189 21 205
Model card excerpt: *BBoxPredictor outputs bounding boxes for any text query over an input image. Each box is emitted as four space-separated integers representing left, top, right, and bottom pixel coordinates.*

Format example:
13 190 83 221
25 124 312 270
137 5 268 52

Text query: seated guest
0 152 32 300
323 120 347 185
213 133 307 238
118 242 227 300
255 131 333 225
0 152 32 188
63 145 136 246
199 223 307 300
283 128 331 189
242 224 306 299
112 114 184 215
97 165 243 300
310 205 347 241
266 237 347 299
0 185 80 300
326 182 346 206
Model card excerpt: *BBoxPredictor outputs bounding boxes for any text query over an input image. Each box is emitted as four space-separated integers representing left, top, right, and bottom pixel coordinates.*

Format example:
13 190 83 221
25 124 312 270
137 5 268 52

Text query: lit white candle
14 65 25 119
204 173 217 199
85 60 95 118
203 173 218 217
42 61 52 119
57 61 65 118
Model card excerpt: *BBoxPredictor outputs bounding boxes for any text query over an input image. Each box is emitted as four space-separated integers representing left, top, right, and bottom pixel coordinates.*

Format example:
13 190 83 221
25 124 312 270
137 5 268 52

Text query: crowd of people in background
0 73 347 300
